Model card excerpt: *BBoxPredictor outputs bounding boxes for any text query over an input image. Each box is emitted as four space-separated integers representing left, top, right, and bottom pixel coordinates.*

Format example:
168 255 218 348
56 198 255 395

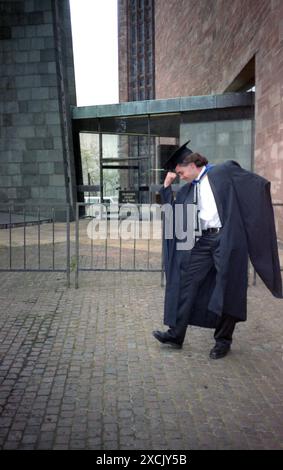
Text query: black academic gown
160 160 282 329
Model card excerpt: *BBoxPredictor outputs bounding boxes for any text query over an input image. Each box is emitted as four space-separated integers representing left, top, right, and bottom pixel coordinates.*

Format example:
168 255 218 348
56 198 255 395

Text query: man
153 141 282 359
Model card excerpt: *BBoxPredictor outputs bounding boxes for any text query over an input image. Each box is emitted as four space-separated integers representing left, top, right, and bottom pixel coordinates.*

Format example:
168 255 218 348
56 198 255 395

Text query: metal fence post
23 207 26 270
37 206 41 269
75 202 79 289
161 211 165 288
66 205 70 288
9 207 12 269
52 207 55 270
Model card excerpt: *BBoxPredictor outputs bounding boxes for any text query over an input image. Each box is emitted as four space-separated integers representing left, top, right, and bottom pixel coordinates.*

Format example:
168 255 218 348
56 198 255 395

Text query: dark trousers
169 232 236 346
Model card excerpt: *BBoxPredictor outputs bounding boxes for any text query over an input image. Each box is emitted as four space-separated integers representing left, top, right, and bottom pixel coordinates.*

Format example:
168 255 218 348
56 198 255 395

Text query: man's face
175 162 199 182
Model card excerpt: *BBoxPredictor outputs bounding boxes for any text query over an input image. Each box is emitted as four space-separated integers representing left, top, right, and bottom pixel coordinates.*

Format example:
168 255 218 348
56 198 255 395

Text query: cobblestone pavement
0 270 282 450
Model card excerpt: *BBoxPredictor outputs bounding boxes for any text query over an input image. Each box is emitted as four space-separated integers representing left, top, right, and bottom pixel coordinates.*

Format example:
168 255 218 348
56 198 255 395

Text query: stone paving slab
0 271 282 450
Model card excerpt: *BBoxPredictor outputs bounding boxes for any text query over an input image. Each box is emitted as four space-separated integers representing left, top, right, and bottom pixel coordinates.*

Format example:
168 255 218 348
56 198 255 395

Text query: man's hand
164 171 177 188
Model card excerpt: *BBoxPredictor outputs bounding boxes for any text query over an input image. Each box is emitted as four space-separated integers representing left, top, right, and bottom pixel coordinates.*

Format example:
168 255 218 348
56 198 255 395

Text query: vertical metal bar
75 202 79 288
155 136 160 185
9 207 12 269
52 207 55 270
98 122 103 203
147 114 151 204
161 211 165 288
98 123 104 269
147 239 150 269
105 219 108 269
23 208 26 270
147 207 150 269
119 211 122 270
37 207 40 269
90 210 94 269
133 218 136 270
66 205 70 288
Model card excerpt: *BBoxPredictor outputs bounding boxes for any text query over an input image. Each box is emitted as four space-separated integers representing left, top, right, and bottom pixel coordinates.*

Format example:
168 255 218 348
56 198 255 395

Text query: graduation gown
160 160 282 329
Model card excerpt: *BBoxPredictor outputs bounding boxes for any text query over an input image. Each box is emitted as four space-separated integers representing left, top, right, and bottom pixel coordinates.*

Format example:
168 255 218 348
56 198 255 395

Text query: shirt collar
195 165 207 182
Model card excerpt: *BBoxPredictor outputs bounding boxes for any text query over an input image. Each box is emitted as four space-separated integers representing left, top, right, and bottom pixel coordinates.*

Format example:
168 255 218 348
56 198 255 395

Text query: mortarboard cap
164 140 193 171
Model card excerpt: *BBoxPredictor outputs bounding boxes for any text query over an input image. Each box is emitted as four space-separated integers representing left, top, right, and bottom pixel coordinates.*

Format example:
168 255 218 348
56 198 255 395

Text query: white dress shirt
195 166 222 230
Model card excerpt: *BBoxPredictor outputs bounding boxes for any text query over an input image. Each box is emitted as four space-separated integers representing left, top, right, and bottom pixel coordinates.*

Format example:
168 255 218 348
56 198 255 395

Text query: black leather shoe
152 330 183 349
209 344 230 359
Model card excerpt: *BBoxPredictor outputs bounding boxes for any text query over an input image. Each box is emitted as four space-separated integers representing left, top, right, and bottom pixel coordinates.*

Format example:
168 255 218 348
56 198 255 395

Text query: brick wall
155 0 283 238
0 0 76 215
118 0 129 102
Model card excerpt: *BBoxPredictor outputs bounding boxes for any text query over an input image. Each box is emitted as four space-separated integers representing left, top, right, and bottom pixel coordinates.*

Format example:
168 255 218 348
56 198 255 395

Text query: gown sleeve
225 161 282 298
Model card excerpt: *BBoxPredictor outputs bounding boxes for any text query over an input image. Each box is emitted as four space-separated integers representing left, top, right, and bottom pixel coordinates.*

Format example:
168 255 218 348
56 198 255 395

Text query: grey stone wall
0 0 76 217
180 120 253 171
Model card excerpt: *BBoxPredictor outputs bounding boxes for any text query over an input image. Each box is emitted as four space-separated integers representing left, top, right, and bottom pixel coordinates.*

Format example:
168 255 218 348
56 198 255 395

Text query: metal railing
0 204 71 287
75 202 164 288
0 201 281 290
